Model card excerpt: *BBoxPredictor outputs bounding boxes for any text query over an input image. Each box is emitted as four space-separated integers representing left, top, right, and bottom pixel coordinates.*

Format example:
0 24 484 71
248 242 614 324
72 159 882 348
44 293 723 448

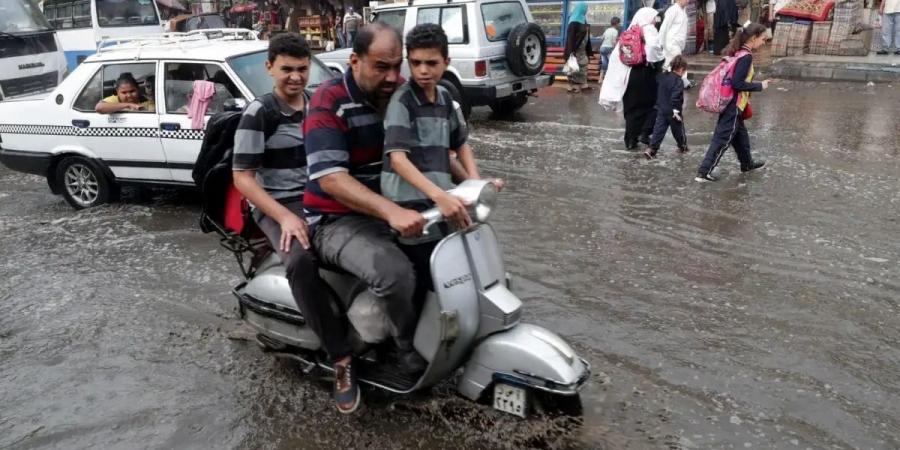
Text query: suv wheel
438 78 471 120
489 92 528 115
56 156 113 209
506 23 546 77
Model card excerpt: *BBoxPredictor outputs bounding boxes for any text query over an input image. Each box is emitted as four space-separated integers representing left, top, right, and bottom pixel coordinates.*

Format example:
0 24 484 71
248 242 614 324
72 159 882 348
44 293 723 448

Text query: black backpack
194 93 282 235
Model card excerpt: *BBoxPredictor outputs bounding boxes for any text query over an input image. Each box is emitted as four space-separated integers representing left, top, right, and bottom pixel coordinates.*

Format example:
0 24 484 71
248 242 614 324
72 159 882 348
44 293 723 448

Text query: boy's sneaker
741 160 766 172
644 148 658 159
876 50 889 55
694 173 718 182
334 357 361 414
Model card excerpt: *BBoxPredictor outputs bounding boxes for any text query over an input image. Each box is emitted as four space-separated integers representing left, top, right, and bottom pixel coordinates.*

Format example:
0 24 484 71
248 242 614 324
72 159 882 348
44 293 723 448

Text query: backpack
194 93 282 236
618 24 646 66
695 50 750 114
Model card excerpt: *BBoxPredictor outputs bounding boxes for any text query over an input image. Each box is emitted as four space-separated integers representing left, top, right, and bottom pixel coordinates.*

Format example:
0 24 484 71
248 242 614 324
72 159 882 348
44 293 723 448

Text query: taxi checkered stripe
0 124 205 140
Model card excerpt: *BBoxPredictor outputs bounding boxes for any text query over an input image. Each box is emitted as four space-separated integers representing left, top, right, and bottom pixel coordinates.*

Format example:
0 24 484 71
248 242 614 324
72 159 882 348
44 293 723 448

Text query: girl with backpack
695 23 774 182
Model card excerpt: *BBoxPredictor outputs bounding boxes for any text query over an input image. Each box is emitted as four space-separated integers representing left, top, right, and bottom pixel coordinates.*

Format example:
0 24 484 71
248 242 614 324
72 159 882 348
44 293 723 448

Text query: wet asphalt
1 80 899 449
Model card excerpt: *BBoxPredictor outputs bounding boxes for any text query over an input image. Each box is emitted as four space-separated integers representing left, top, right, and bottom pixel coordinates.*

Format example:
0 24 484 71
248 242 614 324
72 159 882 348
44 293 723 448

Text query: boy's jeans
884 13 900 51
600 47 613 72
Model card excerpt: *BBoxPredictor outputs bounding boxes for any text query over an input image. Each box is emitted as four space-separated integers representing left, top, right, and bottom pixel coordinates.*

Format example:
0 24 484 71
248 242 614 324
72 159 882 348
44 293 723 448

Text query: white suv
316 0 550 116
0 30 334 209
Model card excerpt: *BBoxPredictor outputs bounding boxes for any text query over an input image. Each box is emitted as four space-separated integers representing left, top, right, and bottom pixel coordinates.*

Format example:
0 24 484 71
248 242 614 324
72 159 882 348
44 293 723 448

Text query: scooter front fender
457 323 590 401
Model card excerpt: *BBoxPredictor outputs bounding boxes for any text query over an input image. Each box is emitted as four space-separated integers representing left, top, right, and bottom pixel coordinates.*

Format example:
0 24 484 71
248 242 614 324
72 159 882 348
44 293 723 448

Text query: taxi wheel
56 156 112 210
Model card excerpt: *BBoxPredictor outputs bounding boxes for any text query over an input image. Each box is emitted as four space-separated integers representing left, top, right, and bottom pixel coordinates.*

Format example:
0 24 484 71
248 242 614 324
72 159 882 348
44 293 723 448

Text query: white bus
0 0 68 100
41 0 163 70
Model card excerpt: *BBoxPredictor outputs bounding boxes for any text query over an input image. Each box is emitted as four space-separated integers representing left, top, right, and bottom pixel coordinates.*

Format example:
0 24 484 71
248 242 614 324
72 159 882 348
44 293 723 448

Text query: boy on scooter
381 23 503 285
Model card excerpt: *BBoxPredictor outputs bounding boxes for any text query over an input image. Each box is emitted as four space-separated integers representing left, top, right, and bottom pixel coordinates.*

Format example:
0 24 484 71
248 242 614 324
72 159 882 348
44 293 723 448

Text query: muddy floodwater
1 81 899 449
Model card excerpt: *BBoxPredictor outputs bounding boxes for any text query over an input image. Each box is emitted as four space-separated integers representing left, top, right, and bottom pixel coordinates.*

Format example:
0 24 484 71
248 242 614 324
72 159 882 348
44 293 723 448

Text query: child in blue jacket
645 55 690 159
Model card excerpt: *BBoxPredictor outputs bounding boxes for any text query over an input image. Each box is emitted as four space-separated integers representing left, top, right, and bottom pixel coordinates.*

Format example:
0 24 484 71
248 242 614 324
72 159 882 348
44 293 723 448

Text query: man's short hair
405 23 448 59
353 22 403 56
267 32 311 63
670 55 688 71
610 16 621 26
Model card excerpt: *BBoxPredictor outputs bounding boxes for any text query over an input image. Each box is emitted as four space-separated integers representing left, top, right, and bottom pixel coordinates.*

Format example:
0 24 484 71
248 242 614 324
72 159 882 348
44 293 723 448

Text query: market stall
770 0 879 56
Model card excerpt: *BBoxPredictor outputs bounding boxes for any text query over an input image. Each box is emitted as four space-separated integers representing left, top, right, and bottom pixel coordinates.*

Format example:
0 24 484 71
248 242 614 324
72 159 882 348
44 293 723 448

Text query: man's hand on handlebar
388 207 426 238
436 192 472 230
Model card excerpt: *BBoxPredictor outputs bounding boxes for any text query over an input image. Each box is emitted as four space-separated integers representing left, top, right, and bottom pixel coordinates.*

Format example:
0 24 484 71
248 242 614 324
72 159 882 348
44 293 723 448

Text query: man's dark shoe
876 50 889 55
694 173 718 183
678 145 690 153
644 148 658 159
393 348 427 374
334 357 361 414
741 160 766 172
895 50 900 55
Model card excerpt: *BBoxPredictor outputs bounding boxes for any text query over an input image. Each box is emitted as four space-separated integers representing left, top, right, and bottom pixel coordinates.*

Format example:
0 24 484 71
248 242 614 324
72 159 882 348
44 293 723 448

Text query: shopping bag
562 55 580 75
325 40 335 52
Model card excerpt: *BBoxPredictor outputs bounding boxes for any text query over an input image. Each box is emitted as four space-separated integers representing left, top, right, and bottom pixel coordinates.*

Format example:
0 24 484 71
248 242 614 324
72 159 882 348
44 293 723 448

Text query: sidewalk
770 53 900 82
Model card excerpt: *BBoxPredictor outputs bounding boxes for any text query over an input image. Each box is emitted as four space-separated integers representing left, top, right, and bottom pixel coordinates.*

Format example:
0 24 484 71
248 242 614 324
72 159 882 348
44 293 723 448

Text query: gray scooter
229 180 590 417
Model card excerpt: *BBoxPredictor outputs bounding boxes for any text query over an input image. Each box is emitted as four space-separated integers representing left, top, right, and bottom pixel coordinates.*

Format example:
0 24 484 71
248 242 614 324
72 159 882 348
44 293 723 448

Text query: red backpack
618 24 646 66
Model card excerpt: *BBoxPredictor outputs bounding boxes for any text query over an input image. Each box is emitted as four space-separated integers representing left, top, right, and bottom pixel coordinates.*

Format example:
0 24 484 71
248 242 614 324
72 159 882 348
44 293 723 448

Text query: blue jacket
655 71 684 115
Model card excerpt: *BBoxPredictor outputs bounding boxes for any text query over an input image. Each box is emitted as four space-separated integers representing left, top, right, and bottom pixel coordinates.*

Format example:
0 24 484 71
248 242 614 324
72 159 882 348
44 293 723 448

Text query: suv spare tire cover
506 23 546 77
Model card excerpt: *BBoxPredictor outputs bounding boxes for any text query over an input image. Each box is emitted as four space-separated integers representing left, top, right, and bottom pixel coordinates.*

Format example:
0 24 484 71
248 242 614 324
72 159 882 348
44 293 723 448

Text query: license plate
493 383 528 418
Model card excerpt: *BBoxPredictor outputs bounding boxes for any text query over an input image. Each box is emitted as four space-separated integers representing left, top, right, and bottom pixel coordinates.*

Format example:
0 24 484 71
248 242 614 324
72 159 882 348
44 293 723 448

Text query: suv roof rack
96 28 257 55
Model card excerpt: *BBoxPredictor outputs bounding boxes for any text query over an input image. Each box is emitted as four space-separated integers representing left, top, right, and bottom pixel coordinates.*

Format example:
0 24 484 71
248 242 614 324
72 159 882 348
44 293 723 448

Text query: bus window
96 0 159 27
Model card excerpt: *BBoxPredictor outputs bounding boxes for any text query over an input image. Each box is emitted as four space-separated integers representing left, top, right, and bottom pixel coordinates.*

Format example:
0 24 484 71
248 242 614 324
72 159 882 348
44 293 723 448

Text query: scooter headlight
450 180 499 223
472 182 497 222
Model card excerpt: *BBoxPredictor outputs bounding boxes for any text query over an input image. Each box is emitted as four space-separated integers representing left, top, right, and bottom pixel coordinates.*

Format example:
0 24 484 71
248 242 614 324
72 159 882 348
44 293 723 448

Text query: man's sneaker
678 145 690 153
741 160 766 172
334 358 361 414
390 347 427 375
876 50 889 55
895 50 900 55
694 173 718 182
644 148 658 159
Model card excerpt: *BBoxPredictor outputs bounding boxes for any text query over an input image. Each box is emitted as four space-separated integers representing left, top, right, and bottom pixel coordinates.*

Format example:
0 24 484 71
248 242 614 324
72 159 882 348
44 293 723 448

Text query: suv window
481 2 527 42
417 6 466 44
73 63 156 112
372 9 406 35
162 62 243 115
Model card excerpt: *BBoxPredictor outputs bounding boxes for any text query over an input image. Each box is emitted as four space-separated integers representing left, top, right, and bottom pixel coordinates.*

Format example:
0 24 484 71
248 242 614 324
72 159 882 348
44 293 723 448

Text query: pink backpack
696 50 750 114
617 24 645 66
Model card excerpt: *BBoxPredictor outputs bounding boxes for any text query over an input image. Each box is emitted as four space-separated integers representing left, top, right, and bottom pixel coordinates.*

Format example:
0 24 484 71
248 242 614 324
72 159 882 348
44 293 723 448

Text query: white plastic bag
325 40 335 52
562 54 580 75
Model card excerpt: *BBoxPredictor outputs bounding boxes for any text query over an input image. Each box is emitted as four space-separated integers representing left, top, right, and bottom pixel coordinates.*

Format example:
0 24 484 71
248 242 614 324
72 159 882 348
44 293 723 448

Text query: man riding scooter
231 34 356 414
303 23 429 413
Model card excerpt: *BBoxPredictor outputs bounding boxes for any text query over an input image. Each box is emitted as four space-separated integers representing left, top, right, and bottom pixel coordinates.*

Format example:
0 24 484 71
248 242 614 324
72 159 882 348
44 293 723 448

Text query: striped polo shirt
303 71 388 225
381 81 467 211
232 91 308 201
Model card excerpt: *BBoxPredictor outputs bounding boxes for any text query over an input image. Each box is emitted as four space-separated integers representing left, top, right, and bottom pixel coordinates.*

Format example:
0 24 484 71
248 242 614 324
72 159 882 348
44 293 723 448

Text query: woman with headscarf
598 7 664 150
564 2 594 93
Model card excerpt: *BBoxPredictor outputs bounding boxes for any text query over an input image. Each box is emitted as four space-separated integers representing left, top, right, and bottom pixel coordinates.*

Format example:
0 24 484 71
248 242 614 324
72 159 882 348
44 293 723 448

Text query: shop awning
230 3 257 13
156 0 188 11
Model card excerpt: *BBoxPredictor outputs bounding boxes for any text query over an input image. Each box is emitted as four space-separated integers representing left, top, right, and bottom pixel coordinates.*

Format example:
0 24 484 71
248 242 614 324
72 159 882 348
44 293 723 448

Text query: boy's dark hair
610 16 621 26
353 22 403 56
404 23 448 59
115 73 138 89
670 55 688 72
267 32 311 63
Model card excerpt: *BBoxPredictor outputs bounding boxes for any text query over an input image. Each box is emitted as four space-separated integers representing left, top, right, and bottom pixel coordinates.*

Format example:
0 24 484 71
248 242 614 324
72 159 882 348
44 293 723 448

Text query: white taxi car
0 29 333 209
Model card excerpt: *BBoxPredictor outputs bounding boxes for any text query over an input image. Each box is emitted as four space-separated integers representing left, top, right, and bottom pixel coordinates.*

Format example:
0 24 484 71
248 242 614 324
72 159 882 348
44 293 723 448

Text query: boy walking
381 23 502 284
599 17 621 78
645 55 690 159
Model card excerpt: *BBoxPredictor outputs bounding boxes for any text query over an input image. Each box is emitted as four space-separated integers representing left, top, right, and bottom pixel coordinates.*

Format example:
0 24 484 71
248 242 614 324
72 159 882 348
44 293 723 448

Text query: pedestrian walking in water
659 0 690 72
695 23 774 182
622 7 664 149
564 2 594 93
645 55 689 159
876 0 900 55
713 0 738 54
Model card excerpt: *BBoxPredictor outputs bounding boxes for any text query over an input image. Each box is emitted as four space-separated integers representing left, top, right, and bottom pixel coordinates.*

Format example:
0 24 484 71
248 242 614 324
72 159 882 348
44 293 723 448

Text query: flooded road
1 81 899 449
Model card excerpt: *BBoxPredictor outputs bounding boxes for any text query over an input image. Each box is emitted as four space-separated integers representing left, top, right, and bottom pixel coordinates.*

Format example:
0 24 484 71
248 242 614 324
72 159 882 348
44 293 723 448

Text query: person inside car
303 23 429 395
231 33 357 414
95 73 156 113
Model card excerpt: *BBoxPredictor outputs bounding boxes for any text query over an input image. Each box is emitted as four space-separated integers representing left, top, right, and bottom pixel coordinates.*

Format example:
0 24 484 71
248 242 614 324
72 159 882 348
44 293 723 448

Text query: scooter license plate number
493 383 527 418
